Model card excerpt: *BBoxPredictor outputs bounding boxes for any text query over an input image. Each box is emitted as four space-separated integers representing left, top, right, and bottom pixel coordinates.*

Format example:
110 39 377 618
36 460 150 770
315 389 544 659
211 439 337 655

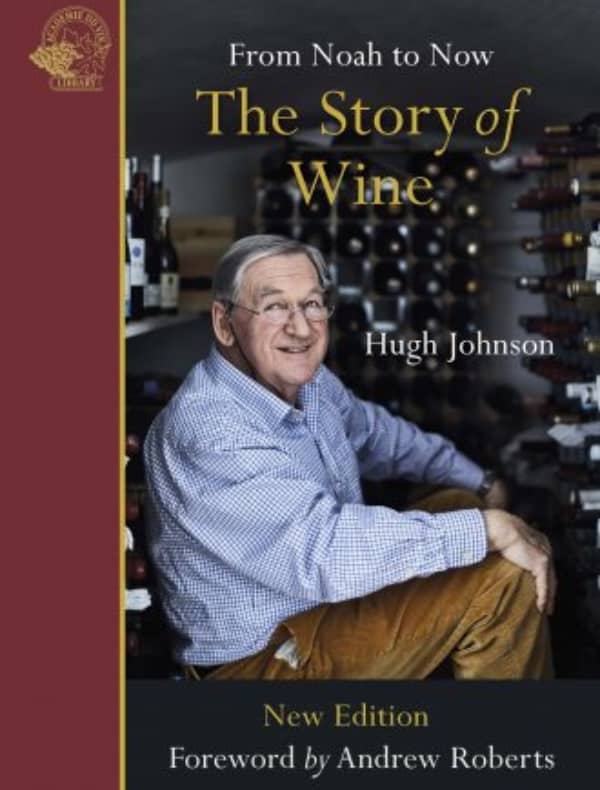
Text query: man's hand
483 509 556 615
483 478 509 509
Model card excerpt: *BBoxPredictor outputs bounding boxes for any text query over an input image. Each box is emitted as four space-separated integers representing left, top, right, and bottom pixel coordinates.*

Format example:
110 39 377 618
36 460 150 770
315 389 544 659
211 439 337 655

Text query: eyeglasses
227 299 335 326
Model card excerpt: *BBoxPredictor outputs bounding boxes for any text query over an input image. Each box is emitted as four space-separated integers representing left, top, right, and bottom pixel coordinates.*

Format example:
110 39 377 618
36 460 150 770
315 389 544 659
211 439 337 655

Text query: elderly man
143 234 554 680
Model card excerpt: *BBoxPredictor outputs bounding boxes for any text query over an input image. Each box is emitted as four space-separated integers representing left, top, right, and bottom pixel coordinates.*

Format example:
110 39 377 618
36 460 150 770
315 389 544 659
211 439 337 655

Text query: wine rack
509 114 600 671
254 146 494 464
125 373 183 678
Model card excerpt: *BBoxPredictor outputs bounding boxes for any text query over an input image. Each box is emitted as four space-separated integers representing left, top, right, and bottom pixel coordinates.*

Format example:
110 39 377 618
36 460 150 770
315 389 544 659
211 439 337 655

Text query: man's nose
285 307 312 336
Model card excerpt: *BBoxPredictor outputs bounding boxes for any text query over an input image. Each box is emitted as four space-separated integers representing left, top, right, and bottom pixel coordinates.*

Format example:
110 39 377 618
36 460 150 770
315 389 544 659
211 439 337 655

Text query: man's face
228 253 329 404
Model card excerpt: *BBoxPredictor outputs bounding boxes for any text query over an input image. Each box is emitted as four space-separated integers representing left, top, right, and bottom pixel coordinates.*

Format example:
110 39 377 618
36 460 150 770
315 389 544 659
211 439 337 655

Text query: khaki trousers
190 489 554 680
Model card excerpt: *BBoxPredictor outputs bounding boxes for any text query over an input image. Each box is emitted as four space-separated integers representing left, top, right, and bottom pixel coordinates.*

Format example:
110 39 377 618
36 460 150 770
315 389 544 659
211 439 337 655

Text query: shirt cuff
448 455 486 492
432 508 488 569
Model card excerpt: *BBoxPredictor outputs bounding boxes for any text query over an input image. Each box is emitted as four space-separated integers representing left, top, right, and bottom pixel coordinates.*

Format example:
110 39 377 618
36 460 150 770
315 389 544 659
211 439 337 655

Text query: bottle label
586 245 600 280
129 238 146 286
161 273 179 310
579 490 600 511
124 263 131 319
145 283 160 309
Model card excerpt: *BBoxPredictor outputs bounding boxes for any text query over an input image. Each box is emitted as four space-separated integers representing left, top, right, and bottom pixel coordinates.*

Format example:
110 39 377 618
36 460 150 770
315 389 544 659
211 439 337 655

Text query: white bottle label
585 245 600 281
161 273 179 310
145 283 161 309
129 238 146 286
125 262 131 319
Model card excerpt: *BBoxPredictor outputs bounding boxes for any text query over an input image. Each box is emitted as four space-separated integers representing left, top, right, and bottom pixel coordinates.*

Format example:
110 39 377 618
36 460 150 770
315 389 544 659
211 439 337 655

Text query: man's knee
478 553 538 613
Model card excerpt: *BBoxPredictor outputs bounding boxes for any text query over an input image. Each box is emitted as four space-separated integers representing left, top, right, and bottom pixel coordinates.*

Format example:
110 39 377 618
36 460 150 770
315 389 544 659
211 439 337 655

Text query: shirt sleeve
150 429 487 606
321 367 485 490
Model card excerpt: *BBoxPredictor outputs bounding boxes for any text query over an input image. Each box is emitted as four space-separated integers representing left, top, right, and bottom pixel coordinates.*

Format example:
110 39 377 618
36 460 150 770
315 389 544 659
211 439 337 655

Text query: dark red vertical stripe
6 2 120 788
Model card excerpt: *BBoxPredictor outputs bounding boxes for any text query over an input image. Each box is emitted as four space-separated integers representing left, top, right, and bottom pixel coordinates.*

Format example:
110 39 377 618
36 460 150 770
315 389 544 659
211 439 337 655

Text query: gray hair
213 234 332 305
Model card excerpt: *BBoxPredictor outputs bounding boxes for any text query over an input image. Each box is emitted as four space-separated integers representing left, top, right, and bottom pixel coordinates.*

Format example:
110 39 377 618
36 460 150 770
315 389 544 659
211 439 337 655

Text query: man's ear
212 301 236 347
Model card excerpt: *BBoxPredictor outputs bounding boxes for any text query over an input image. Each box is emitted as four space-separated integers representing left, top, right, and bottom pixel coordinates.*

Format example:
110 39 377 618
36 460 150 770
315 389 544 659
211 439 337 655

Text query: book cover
13 1 600 788
124 2 600 784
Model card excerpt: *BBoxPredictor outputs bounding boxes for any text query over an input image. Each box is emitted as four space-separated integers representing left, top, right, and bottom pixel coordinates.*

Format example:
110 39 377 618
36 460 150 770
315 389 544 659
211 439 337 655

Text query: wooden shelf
126 312 203 339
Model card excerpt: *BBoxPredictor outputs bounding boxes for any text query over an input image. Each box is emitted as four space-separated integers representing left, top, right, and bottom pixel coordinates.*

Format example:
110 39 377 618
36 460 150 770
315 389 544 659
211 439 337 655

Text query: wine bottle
141 154 165 316
583 338 600 354
489 151 564 175
124 158 133 321
261 187 294 219
409 260 446 297
373 179 407 219
515 268 582 297
412 188 448 220
520 231 589 253
407 152 444 181
446 152 482 185
126 550 149 586
130 168 150 316
125 219 132 322
126 497 141 524
519 315 584 338
336 223 370 258
370 297 400 330
299 222 332 254
411 223 446 258
337 186 368 219
450 224 483 258
569 526 600 548
448 261 480 295
157 189 179 315
373 225 408 257
512 183 600 211
299 188 331 220
149 154 163 237
372 260 407 296
335 260 365 293
132 169 161 316
544 113 600 138
410 299 443 332
447 300 478 334
335 301 368 332
125 433 141 458
452 191 483 222
536 138 600 158
564 379 600 412
566 279 600 299
522 358 584 383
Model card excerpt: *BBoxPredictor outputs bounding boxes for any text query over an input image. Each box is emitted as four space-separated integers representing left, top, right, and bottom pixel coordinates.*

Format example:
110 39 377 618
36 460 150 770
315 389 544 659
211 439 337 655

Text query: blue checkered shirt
143 346 487 665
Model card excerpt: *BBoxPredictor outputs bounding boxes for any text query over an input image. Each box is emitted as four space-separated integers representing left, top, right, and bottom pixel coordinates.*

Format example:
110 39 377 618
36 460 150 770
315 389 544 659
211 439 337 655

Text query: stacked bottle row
125 373 182 678
508 113 600 652
125 154 180 321
254 146 488 441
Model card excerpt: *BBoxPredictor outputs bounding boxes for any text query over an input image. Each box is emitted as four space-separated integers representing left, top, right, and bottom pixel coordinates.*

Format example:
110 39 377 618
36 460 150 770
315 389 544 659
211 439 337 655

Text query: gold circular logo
30 6 112 91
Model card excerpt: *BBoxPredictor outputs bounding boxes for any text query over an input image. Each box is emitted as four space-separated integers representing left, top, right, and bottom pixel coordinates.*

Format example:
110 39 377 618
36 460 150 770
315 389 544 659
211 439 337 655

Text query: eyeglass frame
225 297 336 325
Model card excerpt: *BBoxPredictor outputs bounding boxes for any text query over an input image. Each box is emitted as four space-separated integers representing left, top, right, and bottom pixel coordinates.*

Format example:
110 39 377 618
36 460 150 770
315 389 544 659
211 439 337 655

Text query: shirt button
462 552 474 563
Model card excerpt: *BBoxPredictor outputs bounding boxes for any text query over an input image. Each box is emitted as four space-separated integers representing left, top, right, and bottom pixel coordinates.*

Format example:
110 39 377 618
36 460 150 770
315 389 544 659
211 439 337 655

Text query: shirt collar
205 346 322 429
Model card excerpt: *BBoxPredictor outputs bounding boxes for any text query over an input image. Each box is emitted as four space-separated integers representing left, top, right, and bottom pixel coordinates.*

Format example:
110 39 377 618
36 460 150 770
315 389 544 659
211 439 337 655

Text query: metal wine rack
511 135 600 671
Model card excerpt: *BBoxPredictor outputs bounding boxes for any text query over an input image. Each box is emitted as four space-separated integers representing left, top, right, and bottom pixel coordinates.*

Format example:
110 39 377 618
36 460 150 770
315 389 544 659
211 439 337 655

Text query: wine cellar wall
254 147 490 467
